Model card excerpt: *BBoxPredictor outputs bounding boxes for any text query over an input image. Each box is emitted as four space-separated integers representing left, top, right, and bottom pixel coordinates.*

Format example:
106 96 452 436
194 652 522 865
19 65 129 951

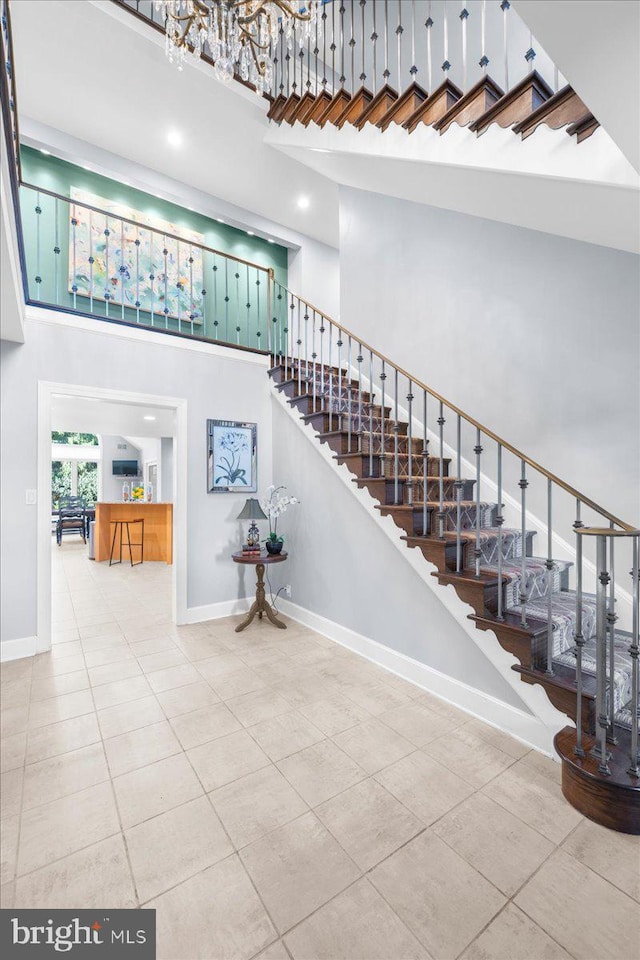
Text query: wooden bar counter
94 502 173 563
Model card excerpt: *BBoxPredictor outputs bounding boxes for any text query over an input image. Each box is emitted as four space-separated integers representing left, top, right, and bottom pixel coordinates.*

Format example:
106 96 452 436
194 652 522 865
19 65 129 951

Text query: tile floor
1 540 639 960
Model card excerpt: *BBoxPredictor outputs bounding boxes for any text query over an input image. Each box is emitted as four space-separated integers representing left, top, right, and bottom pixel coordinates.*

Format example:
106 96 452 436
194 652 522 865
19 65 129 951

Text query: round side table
232 551 288 633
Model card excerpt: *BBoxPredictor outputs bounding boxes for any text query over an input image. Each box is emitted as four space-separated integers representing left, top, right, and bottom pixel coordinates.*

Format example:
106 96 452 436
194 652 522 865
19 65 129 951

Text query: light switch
26 489 37 505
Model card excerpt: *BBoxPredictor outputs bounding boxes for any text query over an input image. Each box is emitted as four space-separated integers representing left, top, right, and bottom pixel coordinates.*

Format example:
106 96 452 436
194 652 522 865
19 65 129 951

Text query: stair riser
434 573 502 618
290 395 392 419
404 479 475 504
305 412 409 436
405 536 463 571
357 477 474 504
277 378 375 404
519 669 596 733
336 452 448 478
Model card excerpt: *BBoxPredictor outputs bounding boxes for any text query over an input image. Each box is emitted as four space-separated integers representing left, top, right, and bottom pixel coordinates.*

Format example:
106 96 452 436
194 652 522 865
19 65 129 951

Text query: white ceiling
51 395 176 438
514 1 640 173
9 0 339 247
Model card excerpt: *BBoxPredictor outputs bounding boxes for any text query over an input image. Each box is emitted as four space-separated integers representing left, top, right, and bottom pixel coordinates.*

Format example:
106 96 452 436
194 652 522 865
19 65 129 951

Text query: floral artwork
207 420 257 493
68 188 205 323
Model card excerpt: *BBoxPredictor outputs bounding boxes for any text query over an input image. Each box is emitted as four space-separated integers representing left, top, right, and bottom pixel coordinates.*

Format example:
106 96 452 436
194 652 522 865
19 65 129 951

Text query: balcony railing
19 182 274 352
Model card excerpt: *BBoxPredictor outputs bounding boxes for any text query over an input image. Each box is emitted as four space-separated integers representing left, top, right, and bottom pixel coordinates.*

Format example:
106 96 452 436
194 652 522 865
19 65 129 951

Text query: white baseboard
278 598 557 756
1 636 37 662
186 597 251 624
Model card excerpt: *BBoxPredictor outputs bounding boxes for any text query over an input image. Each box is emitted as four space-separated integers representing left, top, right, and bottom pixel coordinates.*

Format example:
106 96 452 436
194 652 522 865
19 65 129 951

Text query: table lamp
236 498 267 548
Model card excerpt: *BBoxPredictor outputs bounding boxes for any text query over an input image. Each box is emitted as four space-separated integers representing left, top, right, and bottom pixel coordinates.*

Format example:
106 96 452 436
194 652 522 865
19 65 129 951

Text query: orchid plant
260 484 299 545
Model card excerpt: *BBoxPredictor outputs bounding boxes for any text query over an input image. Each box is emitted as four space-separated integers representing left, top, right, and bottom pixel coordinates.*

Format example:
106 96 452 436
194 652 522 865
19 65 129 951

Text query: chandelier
155 1 319 94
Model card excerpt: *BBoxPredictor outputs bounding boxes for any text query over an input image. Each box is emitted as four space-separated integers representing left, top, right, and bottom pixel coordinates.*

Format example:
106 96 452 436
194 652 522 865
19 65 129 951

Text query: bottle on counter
122 481 130 502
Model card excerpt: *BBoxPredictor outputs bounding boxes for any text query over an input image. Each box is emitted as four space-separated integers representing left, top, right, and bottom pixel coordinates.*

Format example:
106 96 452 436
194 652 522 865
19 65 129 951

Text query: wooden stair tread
378 82 429 132
303 89 333 126
355 84 399 129
403 78 463 132
512 84 590 140
567 112 600 143
434 75 504 134
317 88 352 127
469 70 553 136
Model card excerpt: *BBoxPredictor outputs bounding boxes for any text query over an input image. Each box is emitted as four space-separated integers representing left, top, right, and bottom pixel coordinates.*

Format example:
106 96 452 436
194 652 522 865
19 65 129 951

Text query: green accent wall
19 145 288 349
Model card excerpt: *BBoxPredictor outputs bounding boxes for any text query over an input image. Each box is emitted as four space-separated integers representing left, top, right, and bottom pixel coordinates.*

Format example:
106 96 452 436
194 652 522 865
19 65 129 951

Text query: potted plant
260 484 299 555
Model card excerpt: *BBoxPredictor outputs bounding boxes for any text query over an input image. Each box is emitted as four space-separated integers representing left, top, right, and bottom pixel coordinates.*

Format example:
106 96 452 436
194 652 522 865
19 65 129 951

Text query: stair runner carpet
277 364 637 732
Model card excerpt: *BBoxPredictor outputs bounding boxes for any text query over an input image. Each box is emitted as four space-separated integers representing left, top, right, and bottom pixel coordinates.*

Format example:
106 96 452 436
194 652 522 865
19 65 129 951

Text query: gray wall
0 319 272 644
160 437 174 503
339 187 640 578
99 435 142 502
271 399 528 712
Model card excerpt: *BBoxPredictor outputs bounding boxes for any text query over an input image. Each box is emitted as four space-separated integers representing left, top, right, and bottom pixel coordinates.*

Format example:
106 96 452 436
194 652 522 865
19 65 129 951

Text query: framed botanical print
207 420 257 493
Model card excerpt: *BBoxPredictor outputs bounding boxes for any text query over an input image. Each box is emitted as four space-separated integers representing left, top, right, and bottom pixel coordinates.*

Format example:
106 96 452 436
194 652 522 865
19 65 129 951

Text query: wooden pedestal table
232 551 288 632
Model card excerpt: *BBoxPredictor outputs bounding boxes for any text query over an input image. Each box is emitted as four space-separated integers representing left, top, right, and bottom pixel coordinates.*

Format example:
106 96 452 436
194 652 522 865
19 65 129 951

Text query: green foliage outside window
77 462 98 504
51 461 72 507
52 431 98 445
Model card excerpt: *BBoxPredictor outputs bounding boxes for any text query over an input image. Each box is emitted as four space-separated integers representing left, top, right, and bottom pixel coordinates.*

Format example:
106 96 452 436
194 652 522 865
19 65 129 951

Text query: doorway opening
37 383 187 654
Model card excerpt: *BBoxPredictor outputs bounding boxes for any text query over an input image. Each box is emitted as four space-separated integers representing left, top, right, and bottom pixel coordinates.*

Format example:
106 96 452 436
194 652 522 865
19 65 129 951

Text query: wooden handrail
275 283 635 532
20 181 273 275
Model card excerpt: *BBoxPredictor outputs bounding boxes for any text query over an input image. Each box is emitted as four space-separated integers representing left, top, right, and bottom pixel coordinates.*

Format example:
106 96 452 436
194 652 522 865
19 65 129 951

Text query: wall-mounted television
112 460 139 477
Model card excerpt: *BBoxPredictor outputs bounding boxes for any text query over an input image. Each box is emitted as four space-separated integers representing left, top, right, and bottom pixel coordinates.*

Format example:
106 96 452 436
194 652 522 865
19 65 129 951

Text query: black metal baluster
455 414 462 573
545 479 554 675
394 369 400 504
422 390 429 537
379 359 386 479
474 428 483 578
519 461 528 627
438 402 445 538
574 500 585 757
406 380 414 506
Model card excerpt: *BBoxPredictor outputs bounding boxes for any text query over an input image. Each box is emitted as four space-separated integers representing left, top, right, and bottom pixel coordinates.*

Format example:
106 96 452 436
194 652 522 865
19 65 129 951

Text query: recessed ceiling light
246 230 254 236
143 415 156 421
39 148 51 155
167 129 183 147
311 148 331 154
216 218 225 224
297 196 310 210
267 238 275 244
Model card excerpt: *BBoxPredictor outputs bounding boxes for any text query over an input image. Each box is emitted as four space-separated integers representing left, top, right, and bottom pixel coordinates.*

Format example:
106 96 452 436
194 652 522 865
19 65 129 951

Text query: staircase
267 309 639 835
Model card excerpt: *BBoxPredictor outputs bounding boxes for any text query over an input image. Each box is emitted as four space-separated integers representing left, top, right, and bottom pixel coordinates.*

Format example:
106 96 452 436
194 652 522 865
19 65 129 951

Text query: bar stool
109 519 144 567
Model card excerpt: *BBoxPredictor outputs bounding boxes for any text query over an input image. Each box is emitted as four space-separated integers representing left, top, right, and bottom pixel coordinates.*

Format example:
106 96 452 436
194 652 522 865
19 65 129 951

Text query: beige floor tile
149 854 276 959
146 662 202 693
187 729 270 792
17 781 120 875
517 749 562 784
196 652 247 681
0 882 15 908
277 740 366 807
210 765 309 849
1 660 33 685
128 636 178 658
28 689 94 729
253 940 289 960
81 633 129 653
241 812 361 934
339 680 412 716
22 742 109 811
97 695 166 740
1 732 26 773
432 793 555 896
14 834 136 909
104 720 181 777
0 767 23 819
1 679 31 710
284 877 430 960
460 904 572 960
333 718 415 774
137 649 188 674
88 659 142 687
83 644 133 669
113 753 203 828
126 795 232 902
49 640 82 659
371 830 505 960
92 675 152 711
32 653 86 679
375 751 475 826
316 777 424 871
515 850 640 960
30 670 90 703
461 718 531 761
296 694 371 737
562 818 640 902
170 703 242 750
248 711 325 762
423 727 516 788
378 701 453 747
209 667 268 701
482 762 582 845
26 713 100 765
155 681 220 719
226 688 293 727
1 816 19 884
414 692 471 724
